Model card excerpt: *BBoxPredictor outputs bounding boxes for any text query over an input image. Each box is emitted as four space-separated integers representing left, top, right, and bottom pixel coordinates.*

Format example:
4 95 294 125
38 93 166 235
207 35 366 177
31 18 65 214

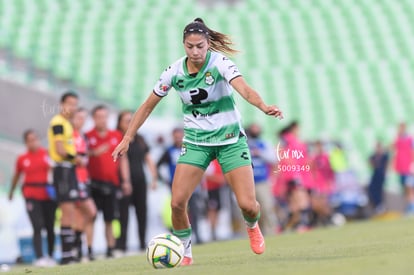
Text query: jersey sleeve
50 117 65 141
153 65 175 97
15 156 23 174
217 54 242 83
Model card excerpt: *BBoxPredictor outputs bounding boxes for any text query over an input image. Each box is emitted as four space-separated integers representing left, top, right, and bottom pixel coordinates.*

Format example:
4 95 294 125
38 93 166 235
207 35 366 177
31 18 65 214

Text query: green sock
244 212 261 228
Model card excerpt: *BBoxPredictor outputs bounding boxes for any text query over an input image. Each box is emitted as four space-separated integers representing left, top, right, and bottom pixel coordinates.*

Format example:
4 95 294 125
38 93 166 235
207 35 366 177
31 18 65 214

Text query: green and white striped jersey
153 51 245 146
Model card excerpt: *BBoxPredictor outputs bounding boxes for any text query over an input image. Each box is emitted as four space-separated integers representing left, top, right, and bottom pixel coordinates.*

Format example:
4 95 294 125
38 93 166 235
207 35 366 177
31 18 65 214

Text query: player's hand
122 180 132 196
75 155 87 166
264 105 283 119
150 179 158 190
112 138 130 162
93 143 110 156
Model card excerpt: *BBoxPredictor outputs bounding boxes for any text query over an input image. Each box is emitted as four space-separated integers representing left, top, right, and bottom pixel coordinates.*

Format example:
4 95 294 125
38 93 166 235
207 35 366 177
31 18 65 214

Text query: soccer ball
146 233 185 269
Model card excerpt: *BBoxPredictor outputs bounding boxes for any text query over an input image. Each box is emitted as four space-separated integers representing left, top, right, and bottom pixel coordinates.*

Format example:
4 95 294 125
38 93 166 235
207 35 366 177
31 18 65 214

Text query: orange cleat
246 225 265 254
181 256 193 266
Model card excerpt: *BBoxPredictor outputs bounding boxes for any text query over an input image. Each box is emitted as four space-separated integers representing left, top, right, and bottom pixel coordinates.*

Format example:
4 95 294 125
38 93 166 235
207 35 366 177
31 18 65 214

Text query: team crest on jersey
205 72 215 85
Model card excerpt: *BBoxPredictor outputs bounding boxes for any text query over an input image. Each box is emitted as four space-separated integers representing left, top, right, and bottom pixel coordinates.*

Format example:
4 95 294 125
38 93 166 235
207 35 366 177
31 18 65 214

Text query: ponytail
183 18 238 55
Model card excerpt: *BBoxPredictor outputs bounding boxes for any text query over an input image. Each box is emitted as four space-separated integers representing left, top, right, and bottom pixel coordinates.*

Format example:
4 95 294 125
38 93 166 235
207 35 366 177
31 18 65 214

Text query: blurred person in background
157 128 185 190
86 105 131 258
47 91 80 264
115 110 158 253
9 130 57 267
204 159 226 241
246 123 278 235
310 140 336 226
275 122 312 232
72 108 97 261
157 127 204 244
368 141 390 215
392 122 414 214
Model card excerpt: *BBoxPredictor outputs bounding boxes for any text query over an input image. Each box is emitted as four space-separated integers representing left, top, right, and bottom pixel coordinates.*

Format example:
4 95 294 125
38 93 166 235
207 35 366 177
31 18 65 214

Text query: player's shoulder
51 114 71 128
38 147 48 155
163 57 185 75
17 152 28 163
109 129 123 139
85 128 96 138
210 51 232 64
50 114 63 125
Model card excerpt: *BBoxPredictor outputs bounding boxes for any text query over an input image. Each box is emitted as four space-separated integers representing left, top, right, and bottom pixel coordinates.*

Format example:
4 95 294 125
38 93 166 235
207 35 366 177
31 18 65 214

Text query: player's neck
96 128 108 136
60 112 70 120
186 59 204 74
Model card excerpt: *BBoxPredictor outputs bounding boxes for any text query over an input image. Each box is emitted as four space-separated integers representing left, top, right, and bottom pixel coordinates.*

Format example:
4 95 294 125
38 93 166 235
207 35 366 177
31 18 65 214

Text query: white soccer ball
146 233 185 269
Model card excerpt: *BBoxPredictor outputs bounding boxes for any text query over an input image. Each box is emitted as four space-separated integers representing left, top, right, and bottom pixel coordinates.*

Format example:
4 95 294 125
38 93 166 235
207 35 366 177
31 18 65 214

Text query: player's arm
52 124 75 160
119 154 132 196
8 170 21 200
124 93 162 141
145 153 158 190
112 93 162 161
230 76 283 119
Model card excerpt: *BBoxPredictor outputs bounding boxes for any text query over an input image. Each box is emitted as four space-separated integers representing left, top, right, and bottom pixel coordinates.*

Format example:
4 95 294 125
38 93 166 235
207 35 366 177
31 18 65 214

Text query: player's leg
134 182 148 251
89 186 104 261
74 197 97 260
42 200 57 264
54 165 79 264
171 163 205 264
207 189 221 241
115 194 130 252
219 137 265 254
172 141 213 265
103 191 117 258
83 198 97 261
26 199 45 263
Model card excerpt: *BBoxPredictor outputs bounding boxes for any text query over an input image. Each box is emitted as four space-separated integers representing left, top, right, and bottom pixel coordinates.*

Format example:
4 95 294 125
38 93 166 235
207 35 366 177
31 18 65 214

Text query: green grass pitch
8 217 414 275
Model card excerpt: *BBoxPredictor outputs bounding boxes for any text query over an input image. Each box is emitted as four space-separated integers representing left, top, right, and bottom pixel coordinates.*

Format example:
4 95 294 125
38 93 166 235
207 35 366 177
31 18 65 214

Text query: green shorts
177 136 252 173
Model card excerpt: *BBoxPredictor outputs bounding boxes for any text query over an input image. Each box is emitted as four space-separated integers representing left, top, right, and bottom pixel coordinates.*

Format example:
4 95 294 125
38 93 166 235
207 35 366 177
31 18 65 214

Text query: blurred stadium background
0 0 413 261
1 0 414 190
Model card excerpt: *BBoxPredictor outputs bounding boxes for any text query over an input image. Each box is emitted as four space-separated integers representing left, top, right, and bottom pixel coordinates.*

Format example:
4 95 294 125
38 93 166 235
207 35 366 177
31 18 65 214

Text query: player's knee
239 199 259 216
171 199 186 214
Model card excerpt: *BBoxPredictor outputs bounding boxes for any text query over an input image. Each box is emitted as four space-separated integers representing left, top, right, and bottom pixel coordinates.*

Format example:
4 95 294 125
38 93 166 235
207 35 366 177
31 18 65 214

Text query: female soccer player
112 18 283 265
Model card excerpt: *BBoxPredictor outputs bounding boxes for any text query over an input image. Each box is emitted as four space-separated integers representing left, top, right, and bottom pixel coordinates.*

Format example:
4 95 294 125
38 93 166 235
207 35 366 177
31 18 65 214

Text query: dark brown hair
116 110 132 132
60 90 78 103
91 104 108 116
183 18 237 55
23 129 36 142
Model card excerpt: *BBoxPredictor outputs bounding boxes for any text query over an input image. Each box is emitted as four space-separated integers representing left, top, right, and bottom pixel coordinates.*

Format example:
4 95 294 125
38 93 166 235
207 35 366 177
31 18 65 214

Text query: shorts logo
69 189 78 199
180 144 187 156
205 72 215 85
240 152 249 160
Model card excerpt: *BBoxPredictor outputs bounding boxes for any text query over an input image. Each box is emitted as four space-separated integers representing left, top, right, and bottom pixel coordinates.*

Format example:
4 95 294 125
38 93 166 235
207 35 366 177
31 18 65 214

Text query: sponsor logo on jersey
205 72 215 85
192 109 219 119
225 133 235 139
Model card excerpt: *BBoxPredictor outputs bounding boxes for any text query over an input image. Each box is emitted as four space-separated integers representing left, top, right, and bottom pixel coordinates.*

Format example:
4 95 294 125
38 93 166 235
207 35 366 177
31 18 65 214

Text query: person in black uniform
115 111 158 252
